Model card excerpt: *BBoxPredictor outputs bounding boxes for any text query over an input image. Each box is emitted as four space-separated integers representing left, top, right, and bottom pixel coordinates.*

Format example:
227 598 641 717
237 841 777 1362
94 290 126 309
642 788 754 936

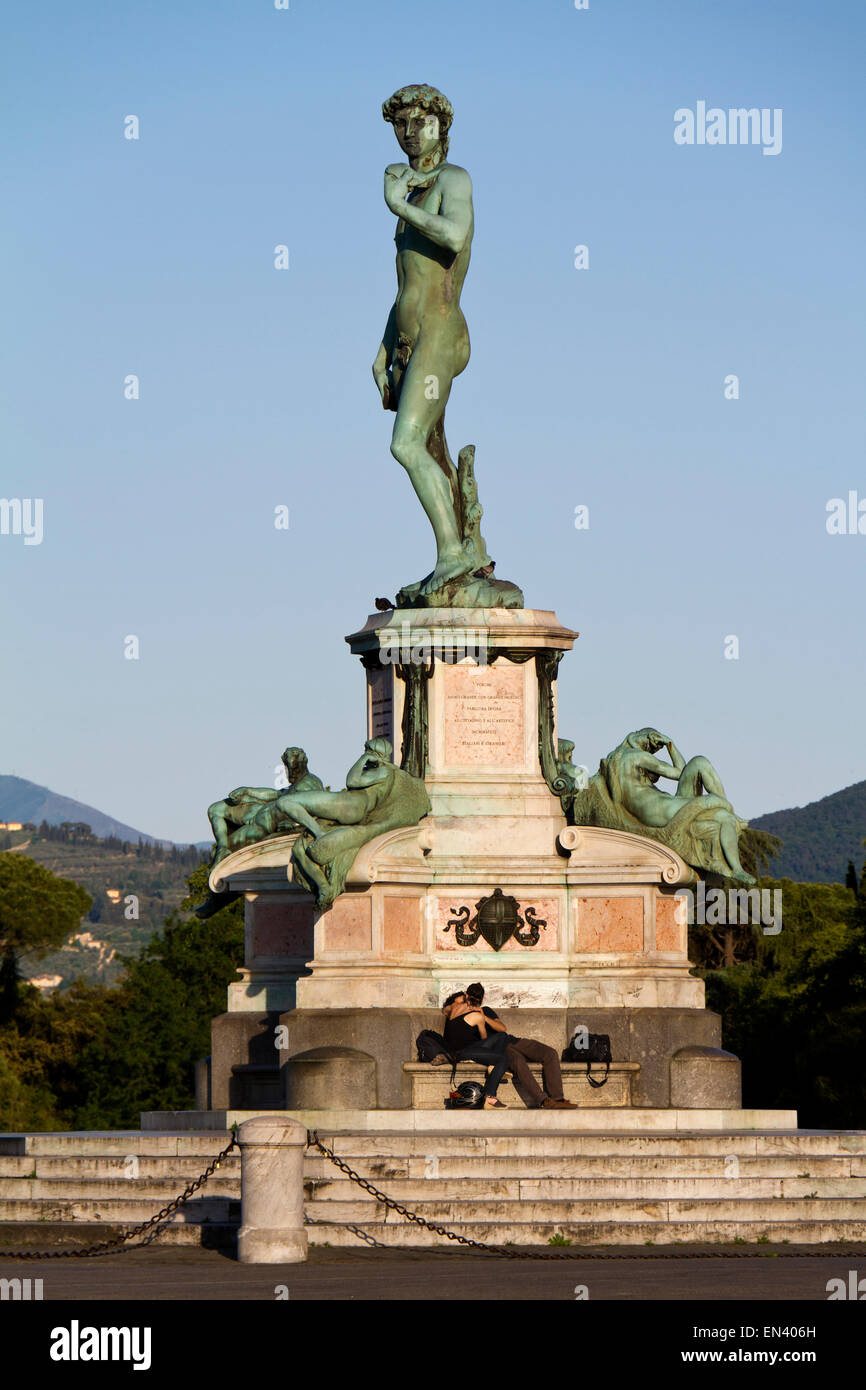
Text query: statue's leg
247 802 286 838
305 823 366 868
292 839 333 906
252 789 369 839
718 811 755 885
207 802 232 857
677 755 726 800
390 336 473 592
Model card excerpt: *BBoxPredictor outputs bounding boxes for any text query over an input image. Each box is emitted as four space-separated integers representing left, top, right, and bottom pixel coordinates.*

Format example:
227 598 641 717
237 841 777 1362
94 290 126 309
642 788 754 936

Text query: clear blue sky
2 0 864 843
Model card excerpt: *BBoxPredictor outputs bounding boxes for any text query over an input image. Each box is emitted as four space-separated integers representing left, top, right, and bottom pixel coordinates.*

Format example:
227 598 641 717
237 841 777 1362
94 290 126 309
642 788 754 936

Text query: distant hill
1 827 207 991
752 780 866 884
0 775 165 846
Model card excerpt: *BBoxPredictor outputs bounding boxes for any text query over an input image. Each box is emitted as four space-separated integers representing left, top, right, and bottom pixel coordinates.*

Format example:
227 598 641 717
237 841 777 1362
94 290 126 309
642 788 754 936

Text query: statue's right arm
228 786 278 803
636 753 681 783
666 741 686 772
373 303 398 405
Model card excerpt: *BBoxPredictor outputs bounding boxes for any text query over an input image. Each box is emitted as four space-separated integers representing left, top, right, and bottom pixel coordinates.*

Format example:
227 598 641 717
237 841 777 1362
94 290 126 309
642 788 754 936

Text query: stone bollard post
237 1116 308 1264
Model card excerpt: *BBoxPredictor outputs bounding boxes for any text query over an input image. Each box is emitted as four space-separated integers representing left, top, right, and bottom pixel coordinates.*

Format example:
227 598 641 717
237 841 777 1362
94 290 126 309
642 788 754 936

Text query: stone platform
5 1123 866 1251
141 1108 797 1133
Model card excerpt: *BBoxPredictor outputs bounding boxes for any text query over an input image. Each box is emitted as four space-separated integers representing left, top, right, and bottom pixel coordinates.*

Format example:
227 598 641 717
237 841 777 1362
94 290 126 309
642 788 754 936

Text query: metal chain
305 1211 387 1249
306 1130 866 1261
0 1135 239 1261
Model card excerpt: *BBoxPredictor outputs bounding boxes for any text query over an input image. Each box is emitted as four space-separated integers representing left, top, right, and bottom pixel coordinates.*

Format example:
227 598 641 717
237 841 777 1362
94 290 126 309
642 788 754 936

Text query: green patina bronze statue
199 739 430 916
206 746 324 865
568 728 755 884
375 83 522 610
254 737 431 910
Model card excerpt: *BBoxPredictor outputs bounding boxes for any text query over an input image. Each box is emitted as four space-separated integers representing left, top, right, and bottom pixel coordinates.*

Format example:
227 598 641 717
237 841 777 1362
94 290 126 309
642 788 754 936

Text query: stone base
210 1005 730 1111
287 1047 377 1110
141 1107 799 1132
671 1045 742 1108
237 1224 307 1263
271 1006 733 1112
404 1061 639 1109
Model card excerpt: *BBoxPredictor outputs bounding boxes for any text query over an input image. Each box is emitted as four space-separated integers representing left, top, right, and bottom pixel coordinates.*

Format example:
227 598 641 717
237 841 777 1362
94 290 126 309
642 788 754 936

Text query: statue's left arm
384 164 472 255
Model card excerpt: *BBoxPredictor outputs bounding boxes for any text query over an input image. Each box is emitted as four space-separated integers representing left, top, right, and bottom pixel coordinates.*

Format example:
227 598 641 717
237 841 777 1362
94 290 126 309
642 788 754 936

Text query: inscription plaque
443 663 524 767
368 667 394 744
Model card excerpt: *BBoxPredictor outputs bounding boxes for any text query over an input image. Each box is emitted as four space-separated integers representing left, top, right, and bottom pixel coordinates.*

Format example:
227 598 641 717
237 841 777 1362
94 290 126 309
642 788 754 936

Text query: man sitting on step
459 982 576 1111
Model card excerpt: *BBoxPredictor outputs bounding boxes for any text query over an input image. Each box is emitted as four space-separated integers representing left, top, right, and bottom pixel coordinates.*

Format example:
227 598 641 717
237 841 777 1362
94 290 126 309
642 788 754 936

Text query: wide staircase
2 1127 866 1251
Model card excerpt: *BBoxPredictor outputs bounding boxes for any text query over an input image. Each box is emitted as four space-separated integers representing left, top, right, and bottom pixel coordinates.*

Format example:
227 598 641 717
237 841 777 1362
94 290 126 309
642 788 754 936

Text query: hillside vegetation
0 823 208 989
751 779 866 884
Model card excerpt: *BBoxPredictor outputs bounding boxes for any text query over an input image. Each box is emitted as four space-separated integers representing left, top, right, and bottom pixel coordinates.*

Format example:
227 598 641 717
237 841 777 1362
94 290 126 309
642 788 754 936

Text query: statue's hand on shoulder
384 162 414 213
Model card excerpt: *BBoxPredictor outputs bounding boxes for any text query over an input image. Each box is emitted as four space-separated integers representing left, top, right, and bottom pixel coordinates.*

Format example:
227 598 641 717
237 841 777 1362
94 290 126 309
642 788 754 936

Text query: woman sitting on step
442 992 515 1109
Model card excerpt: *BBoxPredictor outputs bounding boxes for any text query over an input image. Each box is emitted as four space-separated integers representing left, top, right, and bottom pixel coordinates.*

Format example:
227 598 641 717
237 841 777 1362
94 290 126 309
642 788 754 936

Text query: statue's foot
419 550 476 596
194 889 240 920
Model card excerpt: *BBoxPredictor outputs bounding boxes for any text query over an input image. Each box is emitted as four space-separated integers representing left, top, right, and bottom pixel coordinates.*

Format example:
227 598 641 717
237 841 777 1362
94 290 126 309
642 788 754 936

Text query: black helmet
445 1081 485 1109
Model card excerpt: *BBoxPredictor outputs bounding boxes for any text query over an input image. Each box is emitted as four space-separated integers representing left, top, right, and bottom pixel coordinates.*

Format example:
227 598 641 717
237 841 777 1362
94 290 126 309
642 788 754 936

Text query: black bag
562 1030 611 1088
415 1029 454 1065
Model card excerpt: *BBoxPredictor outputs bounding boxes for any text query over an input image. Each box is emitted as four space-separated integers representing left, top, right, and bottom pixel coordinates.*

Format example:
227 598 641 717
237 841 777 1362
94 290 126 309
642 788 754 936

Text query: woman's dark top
444 1013 483 1052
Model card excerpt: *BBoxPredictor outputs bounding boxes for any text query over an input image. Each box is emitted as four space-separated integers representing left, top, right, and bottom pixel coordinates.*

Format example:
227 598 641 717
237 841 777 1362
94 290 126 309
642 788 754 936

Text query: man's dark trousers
506 1038 566 1106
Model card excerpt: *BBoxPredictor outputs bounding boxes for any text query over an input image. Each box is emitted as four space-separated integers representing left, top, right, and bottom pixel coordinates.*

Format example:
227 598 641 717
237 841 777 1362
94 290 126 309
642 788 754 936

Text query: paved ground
3 1242 865 1300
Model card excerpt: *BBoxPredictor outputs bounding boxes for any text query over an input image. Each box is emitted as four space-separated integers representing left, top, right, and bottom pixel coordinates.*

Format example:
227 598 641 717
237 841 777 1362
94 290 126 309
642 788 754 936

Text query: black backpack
415 1029 454 1065
562 1030 611 1088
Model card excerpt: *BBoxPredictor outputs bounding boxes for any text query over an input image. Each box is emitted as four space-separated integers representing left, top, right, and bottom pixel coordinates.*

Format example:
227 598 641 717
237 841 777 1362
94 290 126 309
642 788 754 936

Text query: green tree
846 860 859 894
704 879 865 1127
69 902 243 1127
0 855 91 1021
0 861 243 1130
738 827 783 880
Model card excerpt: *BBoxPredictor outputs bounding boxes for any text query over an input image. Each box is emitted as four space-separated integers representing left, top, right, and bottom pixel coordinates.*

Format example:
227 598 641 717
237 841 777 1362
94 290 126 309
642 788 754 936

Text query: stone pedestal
286 1046 377 1110
670 1045 742 1109
236 1115 308 1264
205 606 740 1114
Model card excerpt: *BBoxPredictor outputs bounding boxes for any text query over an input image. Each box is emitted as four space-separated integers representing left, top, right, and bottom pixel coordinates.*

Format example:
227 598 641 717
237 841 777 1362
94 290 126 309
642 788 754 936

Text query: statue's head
627 728 666 754
557 738 575 764
383 83 453 160
346 737 395 791
281 746 308 783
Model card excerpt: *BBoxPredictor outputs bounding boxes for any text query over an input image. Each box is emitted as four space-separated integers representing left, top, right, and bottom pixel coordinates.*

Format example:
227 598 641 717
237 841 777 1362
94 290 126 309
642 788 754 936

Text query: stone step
304 1196 866 1225
0 1196 240 1223
9 1127 862 1159
0 1170 859 1210
3 1145 859 1184
304 1152 862 1180
0 1155 242 1180
308 1130 866 1158
0 1132 234 1157
0 1177 242 1200
0 1221 236 1252
305 1174 866 1202
304 1217 866 1249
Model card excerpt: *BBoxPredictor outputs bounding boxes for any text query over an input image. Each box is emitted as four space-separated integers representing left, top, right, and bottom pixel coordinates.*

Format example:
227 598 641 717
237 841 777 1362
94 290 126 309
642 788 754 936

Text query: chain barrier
305 1211 387 1249
0 1135 239 1261
306 1130 866 1261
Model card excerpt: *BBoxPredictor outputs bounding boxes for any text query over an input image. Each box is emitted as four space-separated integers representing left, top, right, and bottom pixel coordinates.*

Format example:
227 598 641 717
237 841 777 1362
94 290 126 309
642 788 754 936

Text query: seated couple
441 983 576 1111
